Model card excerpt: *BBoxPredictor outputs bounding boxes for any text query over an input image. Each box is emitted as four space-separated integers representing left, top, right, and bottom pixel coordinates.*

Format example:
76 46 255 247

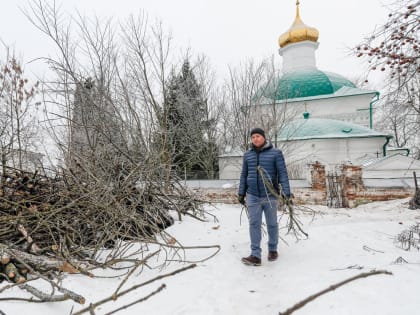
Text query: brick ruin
310 163 412 207
196 162 413 207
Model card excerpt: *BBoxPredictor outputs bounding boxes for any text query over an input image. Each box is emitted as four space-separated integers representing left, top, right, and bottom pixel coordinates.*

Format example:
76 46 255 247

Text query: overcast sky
0 0 391 86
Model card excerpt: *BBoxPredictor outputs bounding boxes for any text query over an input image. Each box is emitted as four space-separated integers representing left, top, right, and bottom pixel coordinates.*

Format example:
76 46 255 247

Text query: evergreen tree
165 59 218 178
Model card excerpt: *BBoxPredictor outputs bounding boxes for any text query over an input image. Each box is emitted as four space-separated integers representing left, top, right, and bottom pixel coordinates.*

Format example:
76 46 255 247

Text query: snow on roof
278 117 391 141
360 154 420 171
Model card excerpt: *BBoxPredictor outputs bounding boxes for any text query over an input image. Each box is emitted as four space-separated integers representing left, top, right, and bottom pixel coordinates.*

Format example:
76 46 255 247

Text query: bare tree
121 14 174 173
23 2 183 182
222 57 297 152
20 1 208 225
0 2 213 295
222 58 271 152
354 0 419 86
254 56 298 150
0 48 40 173
0 2 224 309
354 0 420 158
377 73 420 157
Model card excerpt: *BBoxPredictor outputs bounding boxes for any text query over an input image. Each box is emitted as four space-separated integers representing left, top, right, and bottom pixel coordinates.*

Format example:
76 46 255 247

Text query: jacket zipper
256 150 261 197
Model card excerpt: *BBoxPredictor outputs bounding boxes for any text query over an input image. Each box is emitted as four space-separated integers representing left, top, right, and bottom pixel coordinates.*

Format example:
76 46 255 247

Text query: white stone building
219 1 420 183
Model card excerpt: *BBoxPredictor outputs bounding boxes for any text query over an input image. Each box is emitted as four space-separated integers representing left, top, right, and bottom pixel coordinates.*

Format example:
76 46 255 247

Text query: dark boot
241 255 261 266
268 251 278 261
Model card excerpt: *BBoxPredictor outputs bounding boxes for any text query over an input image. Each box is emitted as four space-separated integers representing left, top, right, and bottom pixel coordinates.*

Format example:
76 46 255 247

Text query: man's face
251 134 265 148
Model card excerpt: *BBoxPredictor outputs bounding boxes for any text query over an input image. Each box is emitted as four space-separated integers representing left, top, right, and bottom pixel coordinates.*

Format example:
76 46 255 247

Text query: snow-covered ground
2 198 420 315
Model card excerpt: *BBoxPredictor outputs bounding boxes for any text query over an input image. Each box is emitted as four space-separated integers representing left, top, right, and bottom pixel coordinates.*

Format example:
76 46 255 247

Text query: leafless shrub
394 222 420 250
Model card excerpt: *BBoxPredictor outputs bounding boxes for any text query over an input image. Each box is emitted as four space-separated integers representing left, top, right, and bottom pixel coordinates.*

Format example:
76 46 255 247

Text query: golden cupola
278 1 319 48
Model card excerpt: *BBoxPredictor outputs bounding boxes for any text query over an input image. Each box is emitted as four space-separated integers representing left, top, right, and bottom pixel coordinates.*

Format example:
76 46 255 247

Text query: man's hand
238 194 245 205
284 194 294 206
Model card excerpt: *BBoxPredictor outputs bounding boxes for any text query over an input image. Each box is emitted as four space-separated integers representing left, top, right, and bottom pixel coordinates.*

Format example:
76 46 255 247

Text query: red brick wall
341 165 365 207
197 187 411 206
310 162 326 191
194 163 412 207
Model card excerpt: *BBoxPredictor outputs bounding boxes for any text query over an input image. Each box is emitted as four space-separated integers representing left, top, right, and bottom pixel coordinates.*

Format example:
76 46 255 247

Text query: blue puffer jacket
238 141 291 198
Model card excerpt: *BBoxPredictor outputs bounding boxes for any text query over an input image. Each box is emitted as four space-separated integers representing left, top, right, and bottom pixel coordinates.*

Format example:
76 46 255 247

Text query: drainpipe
383 136 392 157
369 92 380 129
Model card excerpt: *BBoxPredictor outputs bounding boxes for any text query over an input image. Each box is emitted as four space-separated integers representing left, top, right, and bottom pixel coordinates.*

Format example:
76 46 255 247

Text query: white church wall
347 138 386 159
309 95 373 125
283 139 346 171
219 137 388 180
288 94 373 127
283 137 387 168
255 93 374 129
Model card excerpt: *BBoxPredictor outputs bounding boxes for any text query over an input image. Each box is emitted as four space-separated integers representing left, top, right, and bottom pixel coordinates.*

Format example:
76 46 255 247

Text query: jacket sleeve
275 150 291 197
238 153 248 196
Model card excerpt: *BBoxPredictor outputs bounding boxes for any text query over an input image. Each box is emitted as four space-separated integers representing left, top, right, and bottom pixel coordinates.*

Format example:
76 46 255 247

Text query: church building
219 1 420 182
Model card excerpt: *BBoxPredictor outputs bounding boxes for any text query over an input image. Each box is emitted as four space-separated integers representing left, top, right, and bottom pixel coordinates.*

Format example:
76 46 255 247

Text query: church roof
357 154 420 171
262 69 365 102
278 116 392 141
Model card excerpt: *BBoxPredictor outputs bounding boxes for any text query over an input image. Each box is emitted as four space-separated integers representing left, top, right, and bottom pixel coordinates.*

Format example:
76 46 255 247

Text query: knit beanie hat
250 127 265 139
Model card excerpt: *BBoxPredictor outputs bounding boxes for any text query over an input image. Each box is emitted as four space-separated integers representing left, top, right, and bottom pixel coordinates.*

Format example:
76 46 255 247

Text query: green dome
279 117 391 141
266 69 356 100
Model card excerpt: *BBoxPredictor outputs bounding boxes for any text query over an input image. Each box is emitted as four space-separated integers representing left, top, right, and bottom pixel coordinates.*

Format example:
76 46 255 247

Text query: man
238 127 291 266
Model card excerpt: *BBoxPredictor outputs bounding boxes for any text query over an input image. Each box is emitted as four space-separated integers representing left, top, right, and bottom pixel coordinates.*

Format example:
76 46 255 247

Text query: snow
2 198 420 315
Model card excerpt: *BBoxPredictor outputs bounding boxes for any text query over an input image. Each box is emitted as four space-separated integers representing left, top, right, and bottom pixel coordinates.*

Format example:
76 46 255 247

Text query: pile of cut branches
0 166 204 284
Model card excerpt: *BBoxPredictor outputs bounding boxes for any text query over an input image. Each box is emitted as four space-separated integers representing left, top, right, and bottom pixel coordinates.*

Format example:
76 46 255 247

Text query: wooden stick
16 224 41 254
105 284 166 315
72 263 197 315
19 284 85 304
0 245 86 304
279 270 392 315
4 263 17 279
113 250 160 296
0 243 79 273
1 253 10 265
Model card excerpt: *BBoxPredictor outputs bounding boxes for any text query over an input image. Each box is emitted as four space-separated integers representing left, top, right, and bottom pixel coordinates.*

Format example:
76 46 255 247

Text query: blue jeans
247 194 279 259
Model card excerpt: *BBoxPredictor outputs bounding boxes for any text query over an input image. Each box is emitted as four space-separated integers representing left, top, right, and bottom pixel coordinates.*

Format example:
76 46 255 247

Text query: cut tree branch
279 269 393 315
72 263 197 315
105 284 166 315
20 284 85 304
